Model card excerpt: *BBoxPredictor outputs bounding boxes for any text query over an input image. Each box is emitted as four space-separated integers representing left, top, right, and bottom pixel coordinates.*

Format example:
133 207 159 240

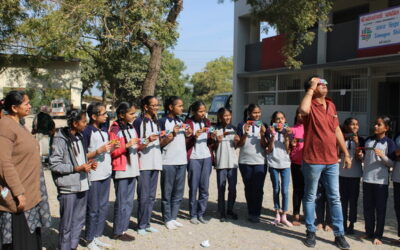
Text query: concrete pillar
317 20 328 65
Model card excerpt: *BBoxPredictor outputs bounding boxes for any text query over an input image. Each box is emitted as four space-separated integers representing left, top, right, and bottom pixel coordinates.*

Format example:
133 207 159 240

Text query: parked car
208 92 232 124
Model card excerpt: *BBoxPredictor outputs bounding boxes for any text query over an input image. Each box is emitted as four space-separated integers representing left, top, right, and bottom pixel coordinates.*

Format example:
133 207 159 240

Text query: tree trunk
141 44 163 98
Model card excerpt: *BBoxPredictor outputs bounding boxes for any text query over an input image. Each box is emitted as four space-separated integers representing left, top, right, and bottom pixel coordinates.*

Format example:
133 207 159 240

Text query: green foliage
224 0 333 69
1 0 183 102
191 56 233 106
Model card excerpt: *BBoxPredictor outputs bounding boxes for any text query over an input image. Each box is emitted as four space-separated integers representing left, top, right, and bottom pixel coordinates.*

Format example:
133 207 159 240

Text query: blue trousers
85 177 111 242
269 167 291 212
137 170 159 229
113 177 136 235
302 162 344 236
187 158 212 218
216 168 237 213
239 164 267 217
161 164 186 222
58 191 87 250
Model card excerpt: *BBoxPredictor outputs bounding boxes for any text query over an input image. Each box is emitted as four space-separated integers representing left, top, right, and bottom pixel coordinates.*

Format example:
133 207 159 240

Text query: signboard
358 6 400 49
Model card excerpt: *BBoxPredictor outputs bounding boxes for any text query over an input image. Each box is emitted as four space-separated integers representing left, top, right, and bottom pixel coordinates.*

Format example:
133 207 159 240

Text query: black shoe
219 212 227 222
303 231 316 248
227 210 238 220
335 235 350 250
247 215 260 223
346 223 354 235
198 216 208 224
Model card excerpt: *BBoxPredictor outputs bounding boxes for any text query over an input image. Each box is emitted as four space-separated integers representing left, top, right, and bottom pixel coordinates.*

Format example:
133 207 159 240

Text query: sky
171 0 235 75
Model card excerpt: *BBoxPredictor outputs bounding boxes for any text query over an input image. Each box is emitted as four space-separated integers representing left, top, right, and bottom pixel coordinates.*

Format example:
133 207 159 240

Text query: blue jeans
269 167 291 212
302 162 344 236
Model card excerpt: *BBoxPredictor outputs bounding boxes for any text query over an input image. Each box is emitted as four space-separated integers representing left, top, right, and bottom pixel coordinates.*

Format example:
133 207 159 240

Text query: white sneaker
87 240 101 250
165 220 177 230
173 220 183 227
94 238 112 248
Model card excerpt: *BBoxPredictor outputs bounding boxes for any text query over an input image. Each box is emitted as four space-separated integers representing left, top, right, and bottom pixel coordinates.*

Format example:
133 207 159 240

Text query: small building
0 54 82 109
233 0 400 135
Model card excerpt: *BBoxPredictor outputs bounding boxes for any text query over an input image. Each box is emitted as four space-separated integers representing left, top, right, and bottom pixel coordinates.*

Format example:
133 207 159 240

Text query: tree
11 0 184 98
191 56 233 105
223 0 333 69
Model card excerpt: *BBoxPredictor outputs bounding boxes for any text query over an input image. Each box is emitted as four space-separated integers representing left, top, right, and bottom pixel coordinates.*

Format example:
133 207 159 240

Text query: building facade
233 0 400 135
0 55 82 109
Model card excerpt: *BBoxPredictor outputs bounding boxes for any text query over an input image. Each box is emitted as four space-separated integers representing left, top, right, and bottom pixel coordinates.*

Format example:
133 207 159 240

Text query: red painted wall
261 35 285 69
357 44 400 57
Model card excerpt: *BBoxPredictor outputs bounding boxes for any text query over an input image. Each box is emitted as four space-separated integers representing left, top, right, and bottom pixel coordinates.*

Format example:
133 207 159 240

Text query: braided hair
116 102 136 164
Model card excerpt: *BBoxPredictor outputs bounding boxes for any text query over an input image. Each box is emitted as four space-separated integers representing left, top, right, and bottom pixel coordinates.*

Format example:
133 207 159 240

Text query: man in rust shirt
299 76 351 249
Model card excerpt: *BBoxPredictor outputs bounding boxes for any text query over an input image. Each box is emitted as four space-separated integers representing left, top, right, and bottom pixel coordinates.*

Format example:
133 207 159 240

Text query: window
244 74 305 106
209 95 229 113
327 70 368 112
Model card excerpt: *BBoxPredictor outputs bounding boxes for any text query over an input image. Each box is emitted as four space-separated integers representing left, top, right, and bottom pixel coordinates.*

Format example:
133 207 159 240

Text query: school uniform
83 124 112 242
237 121 267 218
267 130 291 212
133 117 163 230
49 128 89 250
214 125 239 215
339 136 364 230
362 136 396 240
392 134 400 237
159 116 188 223
109 121 140 235
185 118 214 219
289 123 304 215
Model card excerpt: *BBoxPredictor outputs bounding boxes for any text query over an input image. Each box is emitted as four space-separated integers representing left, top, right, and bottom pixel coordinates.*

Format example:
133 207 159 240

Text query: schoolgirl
185 101 214 224
266 111 292 227
133 96 163 235
339 117 364 235
159 96 191 229
393 132 400 243
289 109 305 226
237 104 267 223
84 102 115 249
109 102 139 241
213 107 240 222
362 116 396 245
49 110 95 250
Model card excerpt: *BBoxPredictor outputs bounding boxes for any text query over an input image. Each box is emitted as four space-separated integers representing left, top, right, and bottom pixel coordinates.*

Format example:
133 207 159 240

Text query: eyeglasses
98 112 108 116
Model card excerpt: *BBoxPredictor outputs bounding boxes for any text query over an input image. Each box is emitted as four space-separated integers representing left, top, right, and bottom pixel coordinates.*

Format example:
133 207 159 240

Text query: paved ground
24 116 400 249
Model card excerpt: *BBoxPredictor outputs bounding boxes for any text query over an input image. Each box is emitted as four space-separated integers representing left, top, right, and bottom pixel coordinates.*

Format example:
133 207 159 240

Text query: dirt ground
24 116 400 250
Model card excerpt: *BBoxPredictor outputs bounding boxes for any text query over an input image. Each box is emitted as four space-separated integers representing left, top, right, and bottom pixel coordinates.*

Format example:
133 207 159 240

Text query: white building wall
0 61 82 108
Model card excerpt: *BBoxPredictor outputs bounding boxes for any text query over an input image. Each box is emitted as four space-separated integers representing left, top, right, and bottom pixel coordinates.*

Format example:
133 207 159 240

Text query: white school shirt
266 131 291 169
133 117 163 171
114 127 140 179
72 137 89 192
391 135 400 183
214 125 238 169
237 121 266 165
159 116 188 165
83 125 112 181
190 121 211 160
363 136 396 185
339 138 364 178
